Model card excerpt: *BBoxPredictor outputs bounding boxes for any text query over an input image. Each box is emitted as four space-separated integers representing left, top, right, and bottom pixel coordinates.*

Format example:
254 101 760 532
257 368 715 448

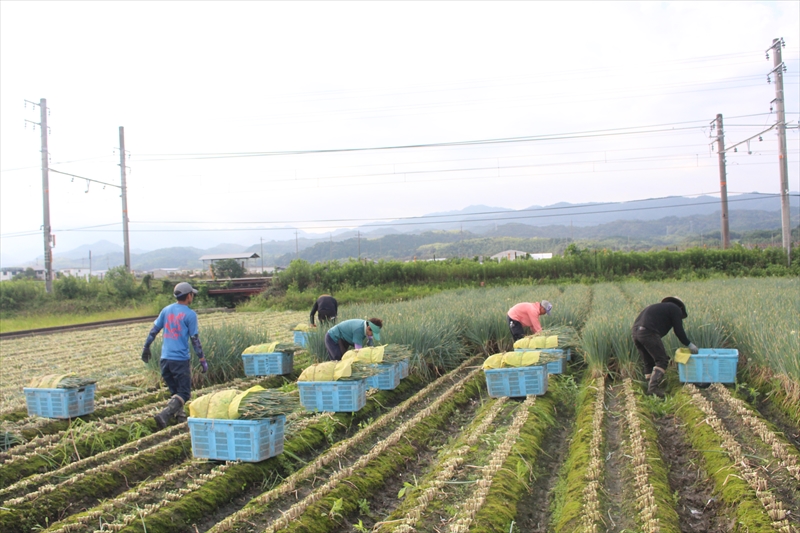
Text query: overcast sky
1 1 798 265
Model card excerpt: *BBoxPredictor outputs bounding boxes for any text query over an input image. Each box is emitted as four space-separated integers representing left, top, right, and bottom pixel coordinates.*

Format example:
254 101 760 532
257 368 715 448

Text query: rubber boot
174 406 188 424
647 367 666 398
154 395 185 429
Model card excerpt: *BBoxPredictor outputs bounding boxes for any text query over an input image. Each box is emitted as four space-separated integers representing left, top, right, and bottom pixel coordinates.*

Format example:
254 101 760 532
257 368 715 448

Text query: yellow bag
483 353 505 369
243 341 280 354
28 374 72 389
674 347 691 365
293 323 312 332
483 351 541 369
514 336 558 349
297 360 352 382
342 346 385 363
189 389 252 419
503 351 541 367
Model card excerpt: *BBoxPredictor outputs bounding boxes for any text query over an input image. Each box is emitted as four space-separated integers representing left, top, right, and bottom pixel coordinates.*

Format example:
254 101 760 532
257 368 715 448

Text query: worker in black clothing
632 296 698 397
310 294 338 327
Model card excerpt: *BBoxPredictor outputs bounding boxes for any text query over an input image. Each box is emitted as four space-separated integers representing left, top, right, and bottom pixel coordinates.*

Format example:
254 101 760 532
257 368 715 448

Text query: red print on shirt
164 313 185 340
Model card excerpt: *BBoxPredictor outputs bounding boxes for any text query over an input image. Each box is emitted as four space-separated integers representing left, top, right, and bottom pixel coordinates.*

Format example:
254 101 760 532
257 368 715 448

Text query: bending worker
507 300 552 341
141 282 208 428
325 318 383 361
632 296 698 398
310 294 338 327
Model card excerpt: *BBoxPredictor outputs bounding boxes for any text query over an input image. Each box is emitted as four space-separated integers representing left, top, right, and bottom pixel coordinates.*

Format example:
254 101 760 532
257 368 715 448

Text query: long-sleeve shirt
632 302 691 346
310 295 338 325
507 302 545 333
327 319 371 348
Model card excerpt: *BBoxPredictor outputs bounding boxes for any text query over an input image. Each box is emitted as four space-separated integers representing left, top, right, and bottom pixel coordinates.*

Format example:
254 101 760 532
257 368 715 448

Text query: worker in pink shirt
507 300 553 341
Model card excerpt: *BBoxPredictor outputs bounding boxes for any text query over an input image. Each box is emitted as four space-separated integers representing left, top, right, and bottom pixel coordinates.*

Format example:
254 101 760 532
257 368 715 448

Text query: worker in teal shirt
325 318 383 360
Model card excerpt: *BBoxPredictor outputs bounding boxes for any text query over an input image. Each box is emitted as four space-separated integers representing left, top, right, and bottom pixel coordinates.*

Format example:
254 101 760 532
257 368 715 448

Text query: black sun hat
661 296 687 318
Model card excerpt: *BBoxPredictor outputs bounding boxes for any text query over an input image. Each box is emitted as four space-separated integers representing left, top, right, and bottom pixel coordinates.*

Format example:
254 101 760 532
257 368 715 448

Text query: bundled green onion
377 344 413 363
534 326 580 348
57 377 97 389
340 362 386 381
237 389 300 420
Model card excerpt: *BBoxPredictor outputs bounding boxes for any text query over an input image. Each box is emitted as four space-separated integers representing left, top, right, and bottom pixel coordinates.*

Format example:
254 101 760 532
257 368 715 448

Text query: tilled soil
601 384 638 533
514 401 575 532
655 413 732 533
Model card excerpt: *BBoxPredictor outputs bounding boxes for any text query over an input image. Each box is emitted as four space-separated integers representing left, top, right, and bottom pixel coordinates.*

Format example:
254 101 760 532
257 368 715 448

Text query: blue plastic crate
397 358 410 379
23 384 96 419
678 348 739 384
188 416 285 462
297 380 366 412
365 363 401 390
293 331 308 347
242 352 293 376
484 366 548 398
515 348 568 375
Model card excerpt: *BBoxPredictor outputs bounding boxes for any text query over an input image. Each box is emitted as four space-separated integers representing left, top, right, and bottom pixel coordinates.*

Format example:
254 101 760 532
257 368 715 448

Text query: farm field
0 278 798 533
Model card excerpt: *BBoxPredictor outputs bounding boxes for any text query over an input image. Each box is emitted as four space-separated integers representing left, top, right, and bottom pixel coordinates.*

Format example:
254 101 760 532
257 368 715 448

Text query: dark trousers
508 315 526 341
324 332 350 361
160 359 192 402
632 327 669 375
318 311 337 325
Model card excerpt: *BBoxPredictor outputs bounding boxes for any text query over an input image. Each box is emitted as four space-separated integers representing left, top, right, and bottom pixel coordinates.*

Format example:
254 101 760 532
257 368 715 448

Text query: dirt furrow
601 384 637 533
655 413 731 532
514 395 576 532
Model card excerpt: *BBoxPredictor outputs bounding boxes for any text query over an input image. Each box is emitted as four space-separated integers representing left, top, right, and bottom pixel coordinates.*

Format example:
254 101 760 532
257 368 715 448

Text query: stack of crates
188 415 285 462
678 348 739 384
297 379 367 412
242 351 294 377
293 330 308 347
23 384 96 419
484 365 548 398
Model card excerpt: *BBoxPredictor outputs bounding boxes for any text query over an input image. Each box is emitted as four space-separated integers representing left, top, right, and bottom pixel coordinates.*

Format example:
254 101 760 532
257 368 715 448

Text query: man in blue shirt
324 318 383 361
142 282 208 428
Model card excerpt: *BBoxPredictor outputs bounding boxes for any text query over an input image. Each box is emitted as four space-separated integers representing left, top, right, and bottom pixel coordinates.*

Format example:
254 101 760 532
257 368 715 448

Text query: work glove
688 343 699 354
141 346 151 364
199 358 208 373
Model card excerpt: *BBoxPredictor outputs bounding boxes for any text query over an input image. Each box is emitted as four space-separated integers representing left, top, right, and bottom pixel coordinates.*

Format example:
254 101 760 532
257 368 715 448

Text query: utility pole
260 237 264 273
118 127 131 272
714 114 731 248
295 231 299 259
357 230 361 260
25 98 53 293
768 37 792 265
330 234 332 262
89 250 92 278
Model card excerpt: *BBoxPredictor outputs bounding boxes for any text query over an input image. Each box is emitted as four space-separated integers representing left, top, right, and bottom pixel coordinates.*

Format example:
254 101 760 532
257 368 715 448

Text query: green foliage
0 280 45 312
272 248 798 303
212 258 246 279
104 266 141 299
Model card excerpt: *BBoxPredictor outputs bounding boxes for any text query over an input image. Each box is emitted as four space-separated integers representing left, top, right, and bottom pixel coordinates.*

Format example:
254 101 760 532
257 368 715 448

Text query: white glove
688 343 699 354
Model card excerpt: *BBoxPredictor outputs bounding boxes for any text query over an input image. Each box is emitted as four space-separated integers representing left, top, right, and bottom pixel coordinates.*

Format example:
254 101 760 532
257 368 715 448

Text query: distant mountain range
12 193 798 271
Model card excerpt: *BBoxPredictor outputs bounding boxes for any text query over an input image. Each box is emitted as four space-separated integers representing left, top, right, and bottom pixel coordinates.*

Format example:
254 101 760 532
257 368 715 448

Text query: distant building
0 267 26 282
151 268 182 279
490 250 553 262
199 253 260 276
59 268 92 281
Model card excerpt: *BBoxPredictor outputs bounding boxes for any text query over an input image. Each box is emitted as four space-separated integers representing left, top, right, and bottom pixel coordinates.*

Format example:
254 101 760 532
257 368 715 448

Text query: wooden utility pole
769 38 792 265
260 237 264 273
715 114 731 248
295 231 299 258
357 230 361 260
119 127 131 272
